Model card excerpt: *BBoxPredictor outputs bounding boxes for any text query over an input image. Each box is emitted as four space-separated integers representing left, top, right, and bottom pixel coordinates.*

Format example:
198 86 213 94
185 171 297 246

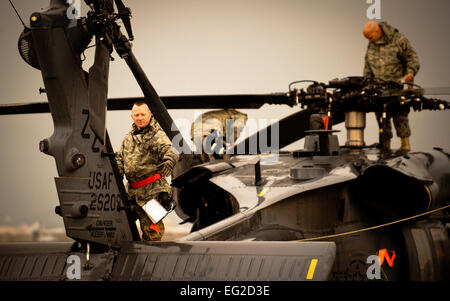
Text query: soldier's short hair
132 101 150 113
133 101 147 107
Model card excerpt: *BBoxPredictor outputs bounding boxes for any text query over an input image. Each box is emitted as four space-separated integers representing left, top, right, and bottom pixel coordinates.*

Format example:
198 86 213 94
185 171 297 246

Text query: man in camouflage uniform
191 109 248 163
116 101 179 241
363 21 420 151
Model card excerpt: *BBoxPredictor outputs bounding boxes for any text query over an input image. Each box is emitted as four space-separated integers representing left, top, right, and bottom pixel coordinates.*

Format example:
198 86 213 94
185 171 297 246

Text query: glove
157 192 174 211
157 159 175 178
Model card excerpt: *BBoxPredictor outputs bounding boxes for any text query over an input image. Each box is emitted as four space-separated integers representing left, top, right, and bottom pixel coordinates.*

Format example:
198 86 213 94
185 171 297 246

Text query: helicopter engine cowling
353 149 450 219
172 160 239 230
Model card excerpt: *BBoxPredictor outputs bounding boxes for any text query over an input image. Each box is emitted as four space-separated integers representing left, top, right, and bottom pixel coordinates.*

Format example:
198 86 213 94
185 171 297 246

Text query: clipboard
142 199 169 224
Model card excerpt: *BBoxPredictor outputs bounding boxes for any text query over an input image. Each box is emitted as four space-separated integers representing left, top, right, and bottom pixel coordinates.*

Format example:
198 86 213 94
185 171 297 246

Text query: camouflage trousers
135 197 165 241
375 109 411 139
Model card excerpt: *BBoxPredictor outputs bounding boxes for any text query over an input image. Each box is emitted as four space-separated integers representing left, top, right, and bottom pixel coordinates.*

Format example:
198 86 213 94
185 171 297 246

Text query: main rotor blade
0 102 50 115
114 0 133 40
109 93 290 110
0 93 291 115
423 87 450 96
232 109 345 154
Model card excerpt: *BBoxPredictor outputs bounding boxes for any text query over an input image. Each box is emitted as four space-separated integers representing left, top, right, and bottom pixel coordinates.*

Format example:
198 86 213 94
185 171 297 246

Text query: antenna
8 0 26 27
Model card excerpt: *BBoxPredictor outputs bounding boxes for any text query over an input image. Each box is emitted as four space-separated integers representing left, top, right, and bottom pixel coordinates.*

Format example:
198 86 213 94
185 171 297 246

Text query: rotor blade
0 102 50 115
114 0 133 40
232 108 314 154
107 93 290 110
232 109 345 154
423 87 450 96
0 93 291 115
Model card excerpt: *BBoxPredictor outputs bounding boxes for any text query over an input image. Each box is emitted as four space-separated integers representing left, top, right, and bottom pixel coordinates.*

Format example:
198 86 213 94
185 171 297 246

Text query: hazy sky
0 0 449 228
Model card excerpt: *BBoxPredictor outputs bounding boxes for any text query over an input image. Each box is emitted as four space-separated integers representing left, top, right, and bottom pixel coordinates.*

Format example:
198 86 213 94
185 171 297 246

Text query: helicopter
0 0 449 282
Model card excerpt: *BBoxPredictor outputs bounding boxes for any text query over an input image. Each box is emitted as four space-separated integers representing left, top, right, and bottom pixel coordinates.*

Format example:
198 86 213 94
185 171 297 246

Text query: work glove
157 192 174 211
157 159 176 178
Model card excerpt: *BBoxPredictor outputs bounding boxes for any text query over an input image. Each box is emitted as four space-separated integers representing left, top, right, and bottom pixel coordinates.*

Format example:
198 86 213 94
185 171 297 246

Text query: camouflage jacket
363 22 420 81
116 117 179 203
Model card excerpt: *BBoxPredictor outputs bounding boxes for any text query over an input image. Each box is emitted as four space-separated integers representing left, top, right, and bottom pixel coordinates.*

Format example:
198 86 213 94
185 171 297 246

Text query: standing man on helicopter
363 21 420 152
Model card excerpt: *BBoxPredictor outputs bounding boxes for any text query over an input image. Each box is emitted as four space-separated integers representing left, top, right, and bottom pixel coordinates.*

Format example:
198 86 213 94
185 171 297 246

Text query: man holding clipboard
116 101 179 241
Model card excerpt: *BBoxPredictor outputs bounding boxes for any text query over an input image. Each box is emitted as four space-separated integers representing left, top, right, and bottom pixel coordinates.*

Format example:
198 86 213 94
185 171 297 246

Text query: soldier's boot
141 219 165 241
400 137 411 152
136 205 165 241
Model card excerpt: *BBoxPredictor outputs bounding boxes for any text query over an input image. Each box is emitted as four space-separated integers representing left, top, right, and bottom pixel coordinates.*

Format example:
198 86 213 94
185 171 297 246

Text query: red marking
150 223 161 232
378 249 396 268
130 173 161 189
321 116 329 130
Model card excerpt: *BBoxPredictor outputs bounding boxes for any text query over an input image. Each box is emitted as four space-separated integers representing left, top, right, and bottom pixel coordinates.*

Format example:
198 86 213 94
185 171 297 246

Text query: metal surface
345 111 366 147
0 242 73 281
0 241 335 281
402 220 450 280
111 241 336 281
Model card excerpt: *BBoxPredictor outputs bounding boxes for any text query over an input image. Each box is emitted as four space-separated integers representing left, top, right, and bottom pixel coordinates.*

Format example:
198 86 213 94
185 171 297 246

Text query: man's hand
403 73 414 83
157 159 175 178
157 192 174 211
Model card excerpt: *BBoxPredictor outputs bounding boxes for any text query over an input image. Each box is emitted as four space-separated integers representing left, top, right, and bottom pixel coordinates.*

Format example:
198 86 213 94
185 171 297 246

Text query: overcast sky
0 0 449 228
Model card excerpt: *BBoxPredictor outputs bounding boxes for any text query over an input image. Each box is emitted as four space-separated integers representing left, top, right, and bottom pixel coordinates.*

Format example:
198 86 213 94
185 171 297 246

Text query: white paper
142 199 168 224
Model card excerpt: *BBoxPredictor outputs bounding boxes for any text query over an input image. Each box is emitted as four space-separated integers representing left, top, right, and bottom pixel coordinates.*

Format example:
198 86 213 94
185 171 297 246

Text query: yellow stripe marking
306 259 318 280
258 187 269 197
424 185 432 210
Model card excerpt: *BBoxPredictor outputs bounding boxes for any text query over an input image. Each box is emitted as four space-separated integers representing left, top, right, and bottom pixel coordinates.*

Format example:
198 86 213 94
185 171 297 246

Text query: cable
8 0 25 27
294 204 450 242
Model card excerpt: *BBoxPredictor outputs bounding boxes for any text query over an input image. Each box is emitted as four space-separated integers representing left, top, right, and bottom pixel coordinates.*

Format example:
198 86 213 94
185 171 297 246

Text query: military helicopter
0 0 449 282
